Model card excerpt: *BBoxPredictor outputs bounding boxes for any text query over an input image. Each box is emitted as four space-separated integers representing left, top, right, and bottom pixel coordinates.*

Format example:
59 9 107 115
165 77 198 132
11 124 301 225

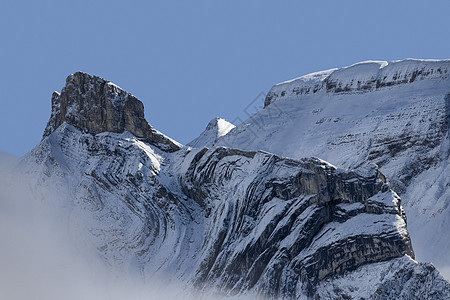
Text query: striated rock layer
16 70 450 299
180 147 414 297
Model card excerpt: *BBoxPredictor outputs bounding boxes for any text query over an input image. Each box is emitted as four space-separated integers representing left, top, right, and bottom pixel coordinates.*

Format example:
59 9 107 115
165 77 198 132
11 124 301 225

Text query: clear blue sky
1 0 449 156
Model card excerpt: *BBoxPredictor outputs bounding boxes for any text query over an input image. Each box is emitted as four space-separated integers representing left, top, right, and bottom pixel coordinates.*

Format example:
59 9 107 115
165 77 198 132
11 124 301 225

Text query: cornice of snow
265 58 450 107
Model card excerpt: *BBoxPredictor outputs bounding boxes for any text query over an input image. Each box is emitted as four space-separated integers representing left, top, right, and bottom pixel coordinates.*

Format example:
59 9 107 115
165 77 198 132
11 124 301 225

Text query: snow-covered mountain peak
43 72 181 152
265 58 450 107
8 65 450 298
210 117 236 137
188 117 235 148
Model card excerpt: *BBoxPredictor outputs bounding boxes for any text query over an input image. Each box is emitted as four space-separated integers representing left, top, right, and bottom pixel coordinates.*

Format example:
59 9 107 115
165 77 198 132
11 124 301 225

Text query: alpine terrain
204 59 450 281
5 60 450 299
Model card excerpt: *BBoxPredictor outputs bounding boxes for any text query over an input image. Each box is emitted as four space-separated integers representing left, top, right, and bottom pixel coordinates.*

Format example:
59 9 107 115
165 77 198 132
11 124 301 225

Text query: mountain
188 117 235 148
203 59 450 280
11 68 450 299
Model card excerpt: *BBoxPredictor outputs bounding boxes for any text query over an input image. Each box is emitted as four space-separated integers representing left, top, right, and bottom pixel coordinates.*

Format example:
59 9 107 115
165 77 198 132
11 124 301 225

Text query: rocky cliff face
43 72 181 152
180 147 414 297
16 69 450 299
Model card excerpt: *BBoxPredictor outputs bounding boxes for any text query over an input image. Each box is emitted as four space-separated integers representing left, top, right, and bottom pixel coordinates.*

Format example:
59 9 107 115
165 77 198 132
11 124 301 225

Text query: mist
0 153 144 299
0 152 261 300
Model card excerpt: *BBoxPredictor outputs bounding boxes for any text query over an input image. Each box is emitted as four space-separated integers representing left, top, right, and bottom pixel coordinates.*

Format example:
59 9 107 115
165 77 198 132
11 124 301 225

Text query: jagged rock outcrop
43 72 181 152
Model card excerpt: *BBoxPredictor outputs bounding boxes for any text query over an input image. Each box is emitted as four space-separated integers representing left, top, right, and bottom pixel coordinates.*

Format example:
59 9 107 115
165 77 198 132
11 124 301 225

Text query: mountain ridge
265 59 450 108
10 63 450 299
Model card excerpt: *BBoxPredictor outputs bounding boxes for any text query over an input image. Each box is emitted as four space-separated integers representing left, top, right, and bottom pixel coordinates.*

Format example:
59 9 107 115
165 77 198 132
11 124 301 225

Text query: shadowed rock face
43 72 181 152
180 147 415 297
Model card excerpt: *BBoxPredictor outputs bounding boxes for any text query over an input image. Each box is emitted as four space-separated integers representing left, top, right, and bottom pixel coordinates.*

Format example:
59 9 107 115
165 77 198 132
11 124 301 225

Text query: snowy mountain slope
22 125 445 299
188 117 235 148
205 59 450 278
13 71 450 299
19 123 204 280
316 255 450 300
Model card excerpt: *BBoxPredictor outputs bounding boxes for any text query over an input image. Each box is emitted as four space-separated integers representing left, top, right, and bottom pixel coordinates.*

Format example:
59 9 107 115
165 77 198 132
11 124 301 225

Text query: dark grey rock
179 147 415 297
43 72 181 152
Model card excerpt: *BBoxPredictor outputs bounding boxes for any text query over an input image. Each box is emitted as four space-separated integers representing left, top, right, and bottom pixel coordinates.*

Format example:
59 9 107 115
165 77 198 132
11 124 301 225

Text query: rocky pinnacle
43 72 181 152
